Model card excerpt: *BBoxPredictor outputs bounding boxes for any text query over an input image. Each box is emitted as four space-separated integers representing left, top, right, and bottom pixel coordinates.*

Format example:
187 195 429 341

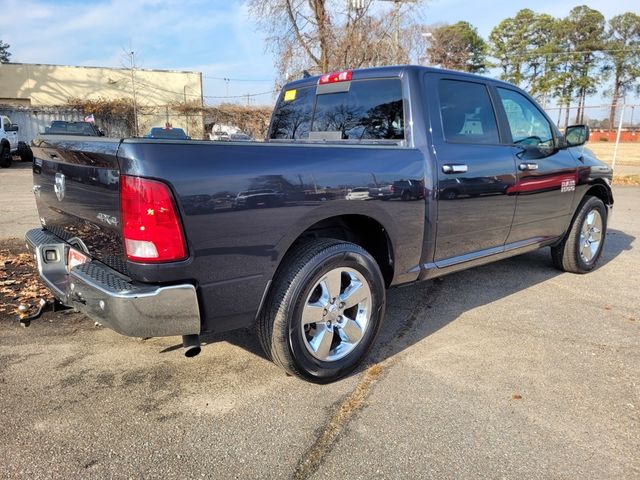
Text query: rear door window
269 86 315 140
438 79 499 144
269 78 404 141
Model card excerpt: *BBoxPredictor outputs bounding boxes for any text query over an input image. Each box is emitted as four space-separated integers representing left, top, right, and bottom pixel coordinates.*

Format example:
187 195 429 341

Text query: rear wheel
551 196 607 273
0 145 11 168
256 238 385 383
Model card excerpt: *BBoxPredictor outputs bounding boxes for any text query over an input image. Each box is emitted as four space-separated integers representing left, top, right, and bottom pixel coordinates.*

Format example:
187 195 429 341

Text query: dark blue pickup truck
27 66 613 382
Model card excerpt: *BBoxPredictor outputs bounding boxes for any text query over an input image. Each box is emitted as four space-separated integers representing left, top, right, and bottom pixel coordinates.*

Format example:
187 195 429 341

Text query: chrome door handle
442 164 468 174
519 162 538 171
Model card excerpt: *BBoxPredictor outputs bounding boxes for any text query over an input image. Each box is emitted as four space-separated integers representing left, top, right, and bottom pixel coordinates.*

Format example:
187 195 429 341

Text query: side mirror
564 125 589 147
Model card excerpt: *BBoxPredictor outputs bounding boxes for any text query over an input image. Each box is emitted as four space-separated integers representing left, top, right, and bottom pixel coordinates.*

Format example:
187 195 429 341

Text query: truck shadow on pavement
168 228 635 379
4 159 33 170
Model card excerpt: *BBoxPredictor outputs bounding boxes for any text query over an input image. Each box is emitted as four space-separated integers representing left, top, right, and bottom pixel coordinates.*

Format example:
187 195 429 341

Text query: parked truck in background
26 66 613 382
0 115 33 168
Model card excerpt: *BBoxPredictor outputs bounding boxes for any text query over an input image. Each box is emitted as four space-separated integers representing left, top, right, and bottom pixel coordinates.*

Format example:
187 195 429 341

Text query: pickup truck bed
27 65 614 382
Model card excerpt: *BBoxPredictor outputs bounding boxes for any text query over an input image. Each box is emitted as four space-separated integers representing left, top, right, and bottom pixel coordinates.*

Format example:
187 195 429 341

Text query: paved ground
1 164 638 479
0 161 40 240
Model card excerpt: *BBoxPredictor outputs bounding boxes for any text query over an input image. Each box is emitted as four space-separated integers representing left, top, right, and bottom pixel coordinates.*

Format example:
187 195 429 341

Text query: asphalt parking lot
1 164 638 479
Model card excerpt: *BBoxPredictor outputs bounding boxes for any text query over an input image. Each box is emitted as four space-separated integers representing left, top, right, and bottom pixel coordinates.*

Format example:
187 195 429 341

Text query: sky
1 0 636 106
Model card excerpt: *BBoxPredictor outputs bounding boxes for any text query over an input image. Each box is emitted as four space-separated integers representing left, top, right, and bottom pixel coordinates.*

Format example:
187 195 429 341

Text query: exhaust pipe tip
182 334 201 358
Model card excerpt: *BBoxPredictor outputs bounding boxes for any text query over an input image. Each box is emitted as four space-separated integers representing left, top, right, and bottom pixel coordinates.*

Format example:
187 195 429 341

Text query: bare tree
249 0 426 83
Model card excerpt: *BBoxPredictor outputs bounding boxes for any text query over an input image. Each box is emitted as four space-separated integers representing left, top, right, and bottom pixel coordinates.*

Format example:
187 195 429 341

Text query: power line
494 47 640 60
132 78 278 100
203 75 273 82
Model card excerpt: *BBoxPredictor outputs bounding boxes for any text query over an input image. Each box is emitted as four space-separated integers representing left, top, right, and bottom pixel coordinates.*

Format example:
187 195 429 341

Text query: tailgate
31 136 127 273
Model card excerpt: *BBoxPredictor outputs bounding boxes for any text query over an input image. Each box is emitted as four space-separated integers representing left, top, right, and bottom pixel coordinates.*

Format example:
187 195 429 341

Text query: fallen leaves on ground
613 174 640 186
0 245 53 319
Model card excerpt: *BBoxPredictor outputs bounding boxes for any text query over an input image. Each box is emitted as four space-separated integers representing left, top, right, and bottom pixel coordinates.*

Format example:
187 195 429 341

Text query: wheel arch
255 212 397 323
555 180 612 248
583 180 613 208
294 214 395 287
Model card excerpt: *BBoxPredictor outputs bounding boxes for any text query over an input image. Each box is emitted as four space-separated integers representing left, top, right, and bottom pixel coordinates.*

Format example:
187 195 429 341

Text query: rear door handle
519 162 538 171
442 164 468 174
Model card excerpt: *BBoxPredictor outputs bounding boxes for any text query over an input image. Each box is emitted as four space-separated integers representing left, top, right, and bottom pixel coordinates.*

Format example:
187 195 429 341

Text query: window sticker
284 89 297 102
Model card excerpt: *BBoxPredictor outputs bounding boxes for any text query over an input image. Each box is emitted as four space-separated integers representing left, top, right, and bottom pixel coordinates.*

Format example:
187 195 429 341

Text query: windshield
47 122 98 135
148 128 188 139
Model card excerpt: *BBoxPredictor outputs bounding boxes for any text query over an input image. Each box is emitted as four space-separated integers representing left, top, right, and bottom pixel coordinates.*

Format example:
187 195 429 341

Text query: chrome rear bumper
25 228 200 337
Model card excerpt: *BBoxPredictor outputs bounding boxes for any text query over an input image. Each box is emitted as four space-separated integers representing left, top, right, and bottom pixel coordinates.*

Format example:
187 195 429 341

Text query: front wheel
0 145 11 168
257 238 386 383
551 196 607 273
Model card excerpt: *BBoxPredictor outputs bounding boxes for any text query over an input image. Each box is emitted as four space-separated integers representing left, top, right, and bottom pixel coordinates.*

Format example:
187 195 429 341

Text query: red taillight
120 175 187 263
318 70 352 85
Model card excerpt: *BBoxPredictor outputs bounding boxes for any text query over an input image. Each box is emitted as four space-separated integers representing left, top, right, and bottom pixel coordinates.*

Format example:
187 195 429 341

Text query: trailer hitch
18 298 72 327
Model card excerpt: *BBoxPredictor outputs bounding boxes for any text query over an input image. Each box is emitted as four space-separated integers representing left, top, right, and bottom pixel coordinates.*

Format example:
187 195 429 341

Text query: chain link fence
0 105 206 143
3 102 638 171
545 104 640 170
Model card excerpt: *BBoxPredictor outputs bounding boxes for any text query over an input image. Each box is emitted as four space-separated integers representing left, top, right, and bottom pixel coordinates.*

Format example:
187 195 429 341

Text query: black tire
401 191 410 201
551 196 607 273
0 144 11 168
257 238 386 383
19 146 33 163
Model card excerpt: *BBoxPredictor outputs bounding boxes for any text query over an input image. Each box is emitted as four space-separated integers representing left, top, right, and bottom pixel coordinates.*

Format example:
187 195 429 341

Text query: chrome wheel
579 209 603 263
301 267 372 362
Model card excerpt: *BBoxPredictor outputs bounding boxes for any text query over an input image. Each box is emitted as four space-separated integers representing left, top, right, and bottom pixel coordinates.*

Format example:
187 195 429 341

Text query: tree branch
285 0 320 67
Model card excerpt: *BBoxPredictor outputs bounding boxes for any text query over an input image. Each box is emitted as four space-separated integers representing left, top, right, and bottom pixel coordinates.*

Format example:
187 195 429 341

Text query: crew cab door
427 75 517 265
493 87 579 244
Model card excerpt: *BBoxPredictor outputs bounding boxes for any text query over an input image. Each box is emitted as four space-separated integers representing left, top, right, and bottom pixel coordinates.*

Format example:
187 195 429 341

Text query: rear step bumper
25 228 201 338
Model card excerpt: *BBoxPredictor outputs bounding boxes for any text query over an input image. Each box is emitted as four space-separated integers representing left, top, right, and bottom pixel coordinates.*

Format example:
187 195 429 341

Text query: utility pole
223 78 230 98
183 85 189 137
129 51 139 137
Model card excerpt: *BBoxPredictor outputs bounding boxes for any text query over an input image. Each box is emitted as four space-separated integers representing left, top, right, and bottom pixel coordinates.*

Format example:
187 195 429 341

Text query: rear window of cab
269 78 404 141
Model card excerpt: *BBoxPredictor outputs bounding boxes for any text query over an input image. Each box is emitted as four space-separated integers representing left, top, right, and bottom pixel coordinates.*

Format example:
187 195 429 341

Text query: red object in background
591 130 639 142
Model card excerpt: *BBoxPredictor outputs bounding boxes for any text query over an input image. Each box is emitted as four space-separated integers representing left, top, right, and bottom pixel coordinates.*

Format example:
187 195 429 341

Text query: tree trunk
311 0 330 72
609 76 621 131
575 87 583 125
557 106 562 126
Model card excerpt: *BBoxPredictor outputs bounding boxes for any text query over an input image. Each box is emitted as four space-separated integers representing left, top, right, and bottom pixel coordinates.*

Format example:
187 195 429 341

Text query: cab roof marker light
318 70 353 85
